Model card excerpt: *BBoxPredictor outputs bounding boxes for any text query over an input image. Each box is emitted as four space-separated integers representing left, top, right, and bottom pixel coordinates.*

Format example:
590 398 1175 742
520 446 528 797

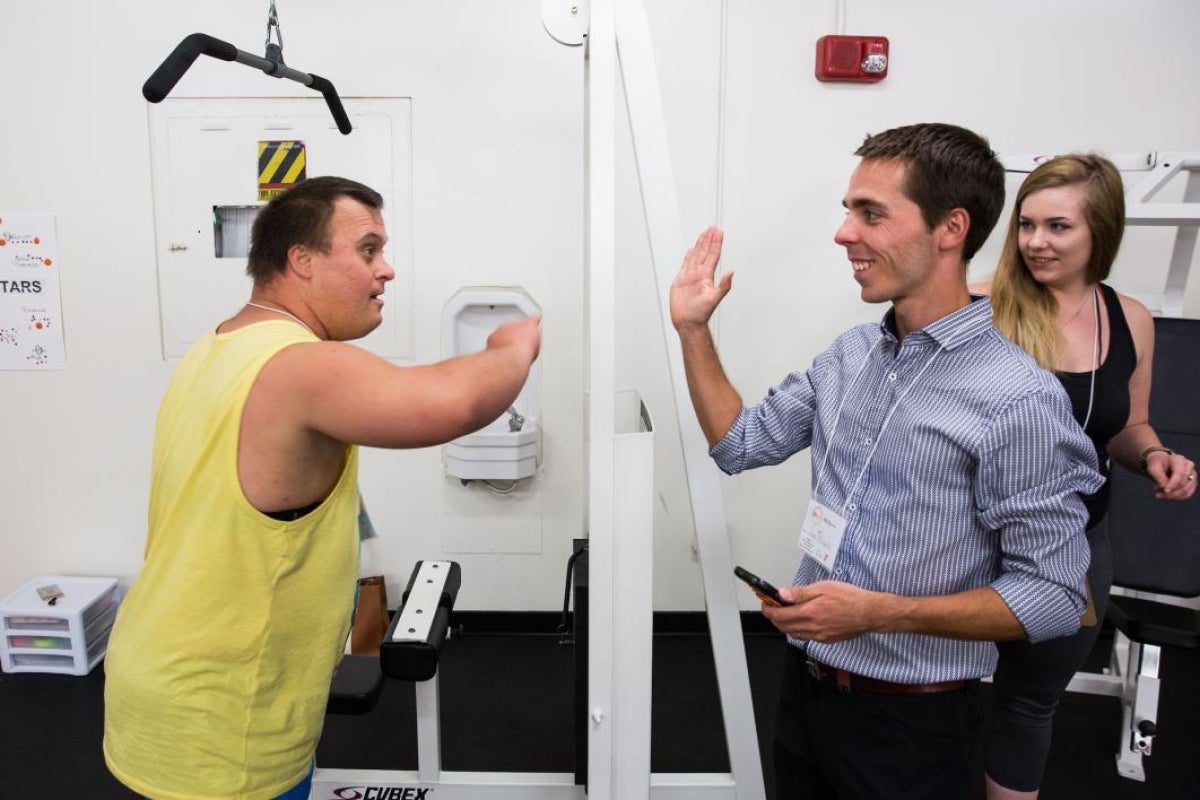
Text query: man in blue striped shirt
670 123 1102 799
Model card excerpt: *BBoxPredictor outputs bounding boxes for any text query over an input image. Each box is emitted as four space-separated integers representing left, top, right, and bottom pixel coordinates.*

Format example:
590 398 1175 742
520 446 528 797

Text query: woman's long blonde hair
990 154 1126 369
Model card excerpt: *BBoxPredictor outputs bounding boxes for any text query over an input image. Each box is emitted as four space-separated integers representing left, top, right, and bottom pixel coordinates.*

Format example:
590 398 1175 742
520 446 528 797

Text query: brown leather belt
806 659 966 695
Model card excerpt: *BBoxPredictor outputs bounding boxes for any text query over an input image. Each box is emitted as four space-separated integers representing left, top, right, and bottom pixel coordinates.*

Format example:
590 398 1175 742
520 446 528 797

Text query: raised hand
670 226 734 331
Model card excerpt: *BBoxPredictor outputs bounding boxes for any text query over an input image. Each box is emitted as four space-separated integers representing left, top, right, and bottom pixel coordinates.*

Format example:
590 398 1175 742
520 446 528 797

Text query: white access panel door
148 97 414 360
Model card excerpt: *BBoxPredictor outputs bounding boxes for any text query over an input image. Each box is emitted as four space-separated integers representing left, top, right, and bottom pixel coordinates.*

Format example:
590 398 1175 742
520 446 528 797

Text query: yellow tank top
104 321 360 800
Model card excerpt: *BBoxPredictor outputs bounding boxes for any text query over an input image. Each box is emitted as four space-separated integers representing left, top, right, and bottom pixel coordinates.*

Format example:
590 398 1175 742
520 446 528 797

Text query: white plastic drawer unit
0 575 122 676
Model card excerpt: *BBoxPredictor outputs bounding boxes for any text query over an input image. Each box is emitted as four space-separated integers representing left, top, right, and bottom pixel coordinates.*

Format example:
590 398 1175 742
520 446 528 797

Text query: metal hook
265 0 285 65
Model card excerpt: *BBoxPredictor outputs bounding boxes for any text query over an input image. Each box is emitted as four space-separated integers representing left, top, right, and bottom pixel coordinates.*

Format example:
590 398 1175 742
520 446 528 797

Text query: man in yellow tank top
103 176 541 800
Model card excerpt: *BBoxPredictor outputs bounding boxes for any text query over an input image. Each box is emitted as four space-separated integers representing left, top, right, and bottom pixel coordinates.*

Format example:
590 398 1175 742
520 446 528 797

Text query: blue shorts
145 761 314 800
276 762 315 800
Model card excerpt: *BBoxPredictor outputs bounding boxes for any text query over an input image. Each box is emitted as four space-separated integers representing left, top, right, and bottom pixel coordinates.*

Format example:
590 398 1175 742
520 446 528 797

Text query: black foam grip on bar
143 33 239 103
308 73 353 135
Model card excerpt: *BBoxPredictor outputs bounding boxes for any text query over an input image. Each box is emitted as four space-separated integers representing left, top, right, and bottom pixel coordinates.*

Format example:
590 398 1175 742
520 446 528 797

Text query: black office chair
1104 316 1200 781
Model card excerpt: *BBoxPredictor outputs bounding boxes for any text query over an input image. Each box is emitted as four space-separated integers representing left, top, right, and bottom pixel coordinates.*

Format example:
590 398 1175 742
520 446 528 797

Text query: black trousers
773 645 983 800
985 516 1112 791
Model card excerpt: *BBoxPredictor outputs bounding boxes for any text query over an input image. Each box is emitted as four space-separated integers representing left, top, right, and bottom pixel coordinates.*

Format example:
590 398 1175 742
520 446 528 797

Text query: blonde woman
974 154 1196 799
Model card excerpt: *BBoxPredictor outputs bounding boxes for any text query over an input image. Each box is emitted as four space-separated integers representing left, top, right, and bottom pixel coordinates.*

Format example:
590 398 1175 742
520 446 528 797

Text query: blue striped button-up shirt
712 297 1103 683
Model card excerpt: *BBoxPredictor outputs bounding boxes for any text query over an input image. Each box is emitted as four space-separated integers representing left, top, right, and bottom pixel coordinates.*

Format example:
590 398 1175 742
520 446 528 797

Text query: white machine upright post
614 1 766 797
416 677 442 782
611 389 656 799
585 0 620 797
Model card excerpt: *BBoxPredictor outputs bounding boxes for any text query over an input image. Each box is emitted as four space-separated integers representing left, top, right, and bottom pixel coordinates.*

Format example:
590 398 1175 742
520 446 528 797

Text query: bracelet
1138 445 1175 474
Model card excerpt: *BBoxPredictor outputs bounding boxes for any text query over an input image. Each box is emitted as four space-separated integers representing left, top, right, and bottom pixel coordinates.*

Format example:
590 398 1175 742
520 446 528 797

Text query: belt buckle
807 659 852 693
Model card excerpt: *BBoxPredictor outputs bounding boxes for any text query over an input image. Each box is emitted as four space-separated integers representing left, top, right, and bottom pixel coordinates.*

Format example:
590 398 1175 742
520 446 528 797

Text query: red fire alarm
815 35 889 83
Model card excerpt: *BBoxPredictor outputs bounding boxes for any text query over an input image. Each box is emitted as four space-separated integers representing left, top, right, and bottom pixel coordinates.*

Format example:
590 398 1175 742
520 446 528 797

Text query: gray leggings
985 516 1112 792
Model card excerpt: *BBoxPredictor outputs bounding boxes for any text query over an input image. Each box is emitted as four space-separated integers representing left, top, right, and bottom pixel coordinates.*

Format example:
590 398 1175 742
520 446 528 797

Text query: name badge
798 498 846 571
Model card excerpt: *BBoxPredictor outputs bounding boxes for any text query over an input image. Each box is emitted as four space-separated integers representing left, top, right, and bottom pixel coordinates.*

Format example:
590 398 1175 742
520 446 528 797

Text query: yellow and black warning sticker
258 140 307 200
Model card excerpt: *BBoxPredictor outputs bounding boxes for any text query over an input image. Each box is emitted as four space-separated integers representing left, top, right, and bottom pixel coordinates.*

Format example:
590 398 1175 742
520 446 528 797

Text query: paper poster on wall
0 213 66 370
258 140 307 200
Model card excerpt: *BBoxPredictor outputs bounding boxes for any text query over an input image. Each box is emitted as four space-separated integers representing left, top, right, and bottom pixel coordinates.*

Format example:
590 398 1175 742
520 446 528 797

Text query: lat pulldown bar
142 32 352 135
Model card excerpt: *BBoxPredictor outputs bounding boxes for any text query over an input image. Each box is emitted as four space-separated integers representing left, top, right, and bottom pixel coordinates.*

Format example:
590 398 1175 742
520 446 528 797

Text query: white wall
2 1 1198 611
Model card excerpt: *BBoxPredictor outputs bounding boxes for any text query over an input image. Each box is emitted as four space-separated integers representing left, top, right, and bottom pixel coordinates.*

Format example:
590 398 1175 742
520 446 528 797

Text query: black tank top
1056 283 1135 525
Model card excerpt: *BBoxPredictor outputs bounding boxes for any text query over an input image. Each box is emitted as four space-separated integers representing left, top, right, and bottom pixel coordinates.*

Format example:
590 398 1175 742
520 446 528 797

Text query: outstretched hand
670 226 733 331
487 315 542 365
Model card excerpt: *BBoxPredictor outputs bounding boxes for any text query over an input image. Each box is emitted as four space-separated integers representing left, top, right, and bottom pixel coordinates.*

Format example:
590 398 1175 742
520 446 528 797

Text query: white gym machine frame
1059 152 1200 782
1123 153 1200 318
310 1 766 798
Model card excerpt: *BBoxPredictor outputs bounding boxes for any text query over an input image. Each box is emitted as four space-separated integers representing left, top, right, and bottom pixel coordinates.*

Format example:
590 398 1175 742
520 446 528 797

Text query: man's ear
936 208 970 253
287 244 314 278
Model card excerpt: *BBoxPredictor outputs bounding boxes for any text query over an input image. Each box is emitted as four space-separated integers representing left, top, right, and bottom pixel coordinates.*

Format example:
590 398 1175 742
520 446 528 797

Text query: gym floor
1 617 1193 798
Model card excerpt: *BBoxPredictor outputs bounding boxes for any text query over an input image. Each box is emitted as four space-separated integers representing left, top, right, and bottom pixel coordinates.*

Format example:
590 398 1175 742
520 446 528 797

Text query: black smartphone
734 565 793 607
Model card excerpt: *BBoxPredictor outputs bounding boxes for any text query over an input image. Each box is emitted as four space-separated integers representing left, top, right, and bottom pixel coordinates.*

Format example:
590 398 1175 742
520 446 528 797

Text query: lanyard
812 337 946 513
